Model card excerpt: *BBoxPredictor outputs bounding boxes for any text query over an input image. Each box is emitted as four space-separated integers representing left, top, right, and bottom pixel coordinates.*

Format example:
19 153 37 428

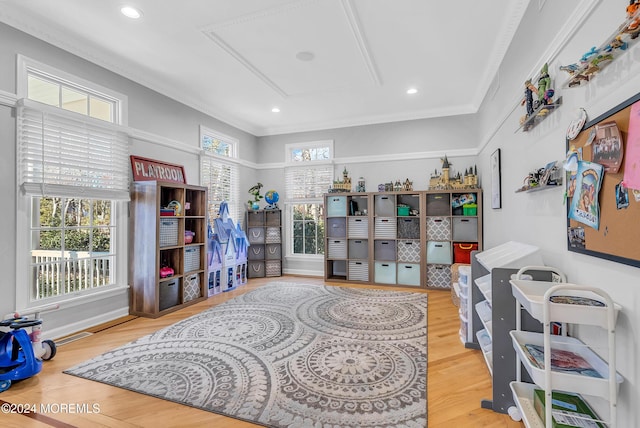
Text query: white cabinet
508 276 623 427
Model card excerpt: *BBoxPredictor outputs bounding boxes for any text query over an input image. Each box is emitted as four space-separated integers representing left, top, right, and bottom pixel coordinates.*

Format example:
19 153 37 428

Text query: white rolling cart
508 267 623 427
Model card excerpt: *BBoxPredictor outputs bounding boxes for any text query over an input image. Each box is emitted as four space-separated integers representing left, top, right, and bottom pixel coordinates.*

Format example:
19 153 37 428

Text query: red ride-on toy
0 305 58 392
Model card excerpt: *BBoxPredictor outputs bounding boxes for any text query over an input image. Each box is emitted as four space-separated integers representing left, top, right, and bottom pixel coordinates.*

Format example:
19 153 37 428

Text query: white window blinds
285 164 333 200
201 154 240 222
17 100 130 200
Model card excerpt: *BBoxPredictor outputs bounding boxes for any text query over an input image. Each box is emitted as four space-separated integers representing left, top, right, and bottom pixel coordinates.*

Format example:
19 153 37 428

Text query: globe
265 190 279 207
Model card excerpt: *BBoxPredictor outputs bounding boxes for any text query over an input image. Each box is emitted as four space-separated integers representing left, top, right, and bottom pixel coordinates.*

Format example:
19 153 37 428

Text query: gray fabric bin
397 217 420 239
374 240 396 261
452 217 478 242
348 239 369 259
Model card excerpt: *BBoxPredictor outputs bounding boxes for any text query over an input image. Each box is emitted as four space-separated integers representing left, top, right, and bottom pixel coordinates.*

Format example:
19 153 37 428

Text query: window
16 55 129 305
284 141 334 257
200 126 240 225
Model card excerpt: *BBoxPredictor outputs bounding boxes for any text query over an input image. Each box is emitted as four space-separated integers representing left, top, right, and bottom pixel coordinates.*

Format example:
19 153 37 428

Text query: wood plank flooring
0 276 522 427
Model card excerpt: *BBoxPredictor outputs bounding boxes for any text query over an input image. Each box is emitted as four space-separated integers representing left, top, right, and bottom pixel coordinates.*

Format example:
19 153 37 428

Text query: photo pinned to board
615 181 629 209
568 161 604 230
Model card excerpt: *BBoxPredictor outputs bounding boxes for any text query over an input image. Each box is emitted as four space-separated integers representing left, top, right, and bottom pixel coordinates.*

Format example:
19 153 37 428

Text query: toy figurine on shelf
329 167 352 193
521 79 538 117
247 182 263 210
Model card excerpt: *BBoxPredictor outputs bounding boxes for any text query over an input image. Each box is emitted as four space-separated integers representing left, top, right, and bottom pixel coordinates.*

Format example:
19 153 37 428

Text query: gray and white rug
65 282 427 427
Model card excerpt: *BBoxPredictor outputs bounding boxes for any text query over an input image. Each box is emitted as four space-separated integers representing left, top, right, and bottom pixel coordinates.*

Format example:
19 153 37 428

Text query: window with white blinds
284 165 333 200
201 154 239 223
17 99 130 200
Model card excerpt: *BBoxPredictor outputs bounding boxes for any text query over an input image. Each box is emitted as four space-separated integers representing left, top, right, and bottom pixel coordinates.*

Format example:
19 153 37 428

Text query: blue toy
0 311 57 392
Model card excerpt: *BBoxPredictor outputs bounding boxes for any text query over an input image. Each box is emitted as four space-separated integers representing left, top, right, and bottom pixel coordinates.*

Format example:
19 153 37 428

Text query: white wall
0 22 259 339
476 0 639 425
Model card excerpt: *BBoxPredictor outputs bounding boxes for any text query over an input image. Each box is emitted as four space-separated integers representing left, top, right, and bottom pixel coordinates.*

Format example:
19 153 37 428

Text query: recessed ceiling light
406 88 418 95
296 51 315 62
272 107 281 113
121 6 143 19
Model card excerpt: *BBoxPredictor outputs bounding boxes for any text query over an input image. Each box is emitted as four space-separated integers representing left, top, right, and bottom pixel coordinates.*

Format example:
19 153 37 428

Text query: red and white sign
130 156 186 183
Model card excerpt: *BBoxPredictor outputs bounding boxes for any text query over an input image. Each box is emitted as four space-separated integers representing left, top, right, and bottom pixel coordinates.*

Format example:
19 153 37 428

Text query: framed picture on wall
491 148 502 209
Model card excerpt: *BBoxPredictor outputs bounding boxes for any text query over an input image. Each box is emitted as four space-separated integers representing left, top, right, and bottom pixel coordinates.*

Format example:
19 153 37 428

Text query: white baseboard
283 268 323 277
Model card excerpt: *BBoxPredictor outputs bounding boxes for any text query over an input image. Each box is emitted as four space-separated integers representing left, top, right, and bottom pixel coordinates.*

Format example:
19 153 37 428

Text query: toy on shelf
429 155 479 190
560 2 640 88
247 183 263 210
518 63 561 132
329 167 352 193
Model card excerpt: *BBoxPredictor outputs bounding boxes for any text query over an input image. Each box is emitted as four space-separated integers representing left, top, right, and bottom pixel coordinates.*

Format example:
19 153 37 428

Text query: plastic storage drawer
426 193 450 216
397 263 421 286
327 217 347 237
348 239 369 259
266 243 281 260
397 240 421 262
348 217 369 238
159 278 179 311
397 217 420 239
426 217 451 241
327 239 347 259
427 264 451 288
427 241 452 264
374 217 396 238
248 261 265 278
249 244 265 260
374 195 395 216
374 240 396 260
374 262 396 284
248 227 265 244
327 196 347 217
348 261 369 281
452 217 478 242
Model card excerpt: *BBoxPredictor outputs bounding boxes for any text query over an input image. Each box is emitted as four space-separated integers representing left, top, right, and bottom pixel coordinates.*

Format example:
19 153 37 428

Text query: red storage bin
453 243 478 264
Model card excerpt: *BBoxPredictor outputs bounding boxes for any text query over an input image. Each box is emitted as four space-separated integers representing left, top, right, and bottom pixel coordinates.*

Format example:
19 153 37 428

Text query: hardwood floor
1 276 522 427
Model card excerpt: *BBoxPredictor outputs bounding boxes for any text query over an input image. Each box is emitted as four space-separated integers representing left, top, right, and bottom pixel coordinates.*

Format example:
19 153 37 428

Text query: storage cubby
130 180 207 318
245 209 282 278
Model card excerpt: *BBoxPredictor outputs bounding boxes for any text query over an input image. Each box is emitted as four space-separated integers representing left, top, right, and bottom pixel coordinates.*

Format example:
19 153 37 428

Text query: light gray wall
0 22 258 337
476 1 639 425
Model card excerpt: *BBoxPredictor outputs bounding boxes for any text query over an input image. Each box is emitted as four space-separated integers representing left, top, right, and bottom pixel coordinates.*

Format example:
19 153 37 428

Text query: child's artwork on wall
568 161 604 230
623 100 640 189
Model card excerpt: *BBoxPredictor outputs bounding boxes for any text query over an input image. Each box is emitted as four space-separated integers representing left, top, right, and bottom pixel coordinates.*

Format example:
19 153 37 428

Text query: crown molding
0 89 17 107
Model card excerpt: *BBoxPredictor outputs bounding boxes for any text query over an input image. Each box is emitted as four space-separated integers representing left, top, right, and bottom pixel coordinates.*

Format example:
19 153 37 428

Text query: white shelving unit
457 265 472 344
508 273 623 427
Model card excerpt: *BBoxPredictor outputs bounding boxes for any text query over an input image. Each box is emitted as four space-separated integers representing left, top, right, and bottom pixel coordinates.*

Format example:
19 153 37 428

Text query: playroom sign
130 156 186 183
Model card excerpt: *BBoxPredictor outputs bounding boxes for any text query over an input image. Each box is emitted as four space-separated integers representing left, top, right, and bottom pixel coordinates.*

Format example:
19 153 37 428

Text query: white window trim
284 140 333 166
16 54 129 126
200 125 238 158
284 199 326 259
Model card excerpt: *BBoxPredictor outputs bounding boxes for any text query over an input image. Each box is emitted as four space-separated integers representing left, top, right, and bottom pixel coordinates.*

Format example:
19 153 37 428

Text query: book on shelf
522 344 603 378
533 389 605 428
549 295 605 307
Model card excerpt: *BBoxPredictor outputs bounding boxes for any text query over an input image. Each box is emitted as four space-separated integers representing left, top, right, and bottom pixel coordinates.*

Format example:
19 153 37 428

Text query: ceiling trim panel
340 0 382 86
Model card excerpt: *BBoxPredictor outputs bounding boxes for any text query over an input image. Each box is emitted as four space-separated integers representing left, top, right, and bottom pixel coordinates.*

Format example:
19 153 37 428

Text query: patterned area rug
64 282 427 427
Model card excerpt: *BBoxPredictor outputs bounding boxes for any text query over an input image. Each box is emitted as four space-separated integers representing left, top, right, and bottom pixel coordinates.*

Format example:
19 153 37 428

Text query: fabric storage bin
248 227 265 244
265 227 281 243
327 196 347 217
183 273 201 302
348 217 368 238
159 218 178 247
427 241 452 265
452 217 478 242
248 261 265 278
327 217 347 237
246 211 265 226
327 239 347 259
184 246 201 272
397 240 421 263
266 243 281 260
374 217 396 238
397 217 420 239
426 217 451 241
374 262 396 284
348 239 369 259
426 193 450 216
453 243 478 264
159 278 180 311
374 240 396 260
427 264 452 289
374 195 395 217
248 244 265 260
265 210 280 226
348 261 369 281
397 263 421 286
265 260 281 277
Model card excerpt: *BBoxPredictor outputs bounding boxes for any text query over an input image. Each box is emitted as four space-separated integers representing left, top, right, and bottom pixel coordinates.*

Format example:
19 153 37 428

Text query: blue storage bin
374 262 396 284
427 241 452 264
397 263 421 286
327 196 347 217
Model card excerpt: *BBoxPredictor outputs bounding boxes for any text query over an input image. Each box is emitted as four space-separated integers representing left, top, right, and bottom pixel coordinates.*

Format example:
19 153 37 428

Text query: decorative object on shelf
518 63 561 132
166 200 182 216
130 155 186 184
356 177 366 192
264 190 279 209
516 161 563 193
403 179 413 191
184 230 195 244
328 167 352 193
247 182 263 210
566 108 588 140
428 155 479 190
159 265 174 278
490 149 501 208
394 180 402 192
560 4 640 88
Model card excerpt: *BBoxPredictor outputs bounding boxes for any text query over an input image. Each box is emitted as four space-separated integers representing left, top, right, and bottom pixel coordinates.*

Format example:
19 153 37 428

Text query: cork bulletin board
566 92 640 267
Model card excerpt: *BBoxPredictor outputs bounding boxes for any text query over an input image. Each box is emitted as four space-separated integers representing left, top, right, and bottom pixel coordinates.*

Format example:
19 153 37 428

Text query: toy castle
429 155 479 190
329 167 352 192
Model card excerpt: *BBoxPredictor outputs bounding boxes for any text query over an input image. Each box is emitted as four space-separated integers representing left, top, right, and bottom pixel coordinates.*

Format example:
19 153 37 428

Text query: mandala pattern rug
64 282 427 427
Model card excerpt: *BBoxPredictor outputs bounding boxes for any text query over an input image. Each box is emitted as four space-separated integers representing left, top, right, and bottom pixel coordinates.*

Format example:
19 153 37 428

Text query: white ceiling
0 0 530 136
